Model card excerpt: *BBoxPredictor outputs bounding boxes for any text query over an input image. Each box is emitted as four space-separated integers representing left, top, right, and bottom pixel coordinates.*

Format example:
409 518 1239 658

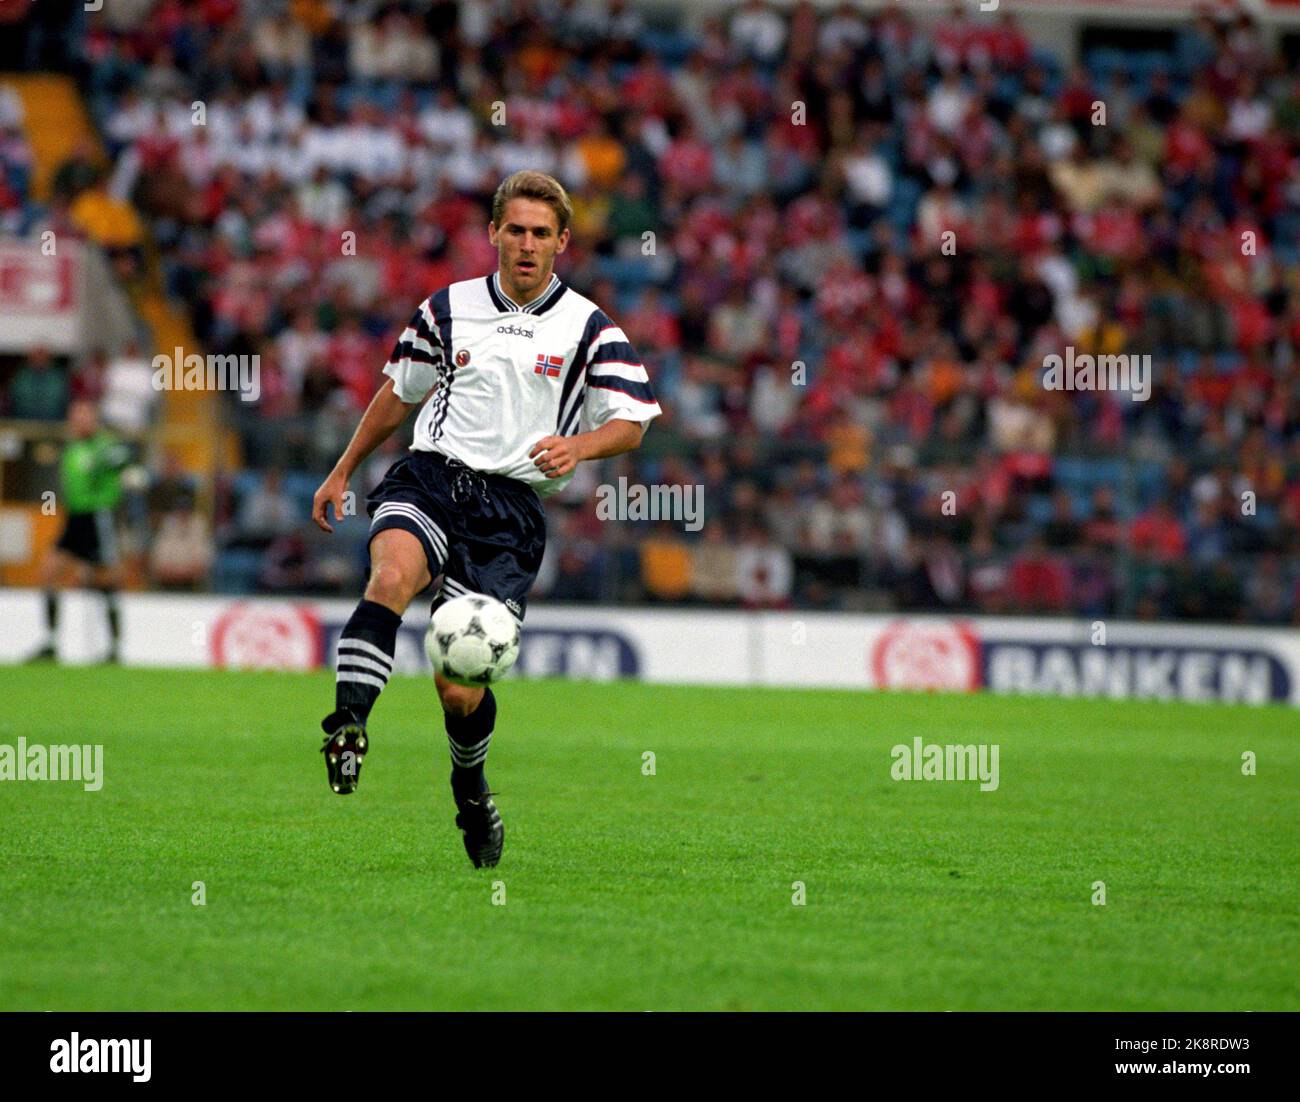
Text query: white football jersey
383 272 662 497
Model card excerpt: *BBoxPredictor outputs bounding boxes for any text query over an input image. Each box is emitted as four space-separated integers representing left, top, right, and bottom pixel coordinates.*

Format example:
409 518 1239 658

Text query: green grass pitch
0 664 1296 1011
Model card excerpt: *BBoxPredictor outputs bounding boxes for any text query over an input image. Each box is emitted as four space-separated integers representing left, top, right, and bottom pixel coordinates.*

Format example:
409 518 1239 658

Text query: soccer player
32 399 131 663
311 170 661 867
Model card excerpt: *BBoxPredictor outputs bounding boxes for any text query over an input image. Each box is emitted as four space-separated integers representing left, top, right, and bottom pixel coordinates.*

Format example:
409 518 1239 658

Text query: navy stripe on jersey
430 287 453 350
556 308 610 434
410 306 445 358
556 361 586 435
389 301 446 370
391 336 441 368
525 277 567 316
427 287 456 442
485 274 512 313
587 340 640 368
559 393 585 436
588 374 658 404
487 272 566 316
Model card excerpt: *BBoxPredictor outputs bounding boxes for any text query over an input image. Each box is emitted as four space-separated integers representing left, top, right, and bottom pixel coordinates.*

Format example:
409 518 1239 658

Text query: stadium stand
1 0 1298 623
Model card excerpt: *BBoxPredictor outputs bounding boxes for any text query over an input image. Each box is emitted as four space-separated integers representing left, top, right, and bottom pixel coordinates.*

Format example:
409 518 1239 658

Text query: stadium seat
211 549 263 594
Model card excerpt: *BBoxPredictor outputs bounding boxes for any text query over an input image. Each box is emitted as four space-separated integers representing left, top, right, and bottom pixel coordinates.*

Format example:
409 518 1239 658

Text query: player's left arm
530 419 644 479
98 433 134 471
96 432 146 490
533 308 660 479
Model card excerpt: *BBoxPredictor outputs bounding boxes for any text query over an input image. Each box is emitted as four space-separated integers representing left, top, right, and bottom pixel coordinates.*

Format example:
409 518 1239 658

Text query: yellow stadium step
3 73 241 480
135 293 242 474
1 73 101 201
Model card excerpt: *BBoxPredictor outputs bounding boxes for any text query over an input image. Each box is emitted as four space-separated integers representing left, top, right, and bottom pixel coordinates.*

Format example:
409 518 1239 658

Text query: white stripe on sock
337 653 392 678
337 638 394 669
337 671 387 691
449 733 492 767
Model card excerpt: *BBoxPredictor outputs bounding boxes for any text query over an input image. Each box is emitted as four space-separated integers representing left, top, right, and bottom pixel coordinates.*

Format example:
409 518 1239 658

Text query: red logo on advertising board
0 247 76 313
210 602 323 670
870 620 981 692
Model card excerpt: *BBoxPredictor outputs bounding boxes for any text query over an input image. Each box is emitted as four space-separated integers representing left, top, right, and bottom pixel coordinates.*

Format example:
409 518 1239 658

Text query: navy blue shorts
366 450 546 623
55 510 119 566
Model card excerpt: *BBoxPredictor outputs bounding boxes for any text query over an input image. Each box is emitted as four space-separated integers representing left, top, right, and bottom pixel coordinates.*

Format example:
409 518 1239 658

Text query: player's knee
365 560 419 609
438 681 484 717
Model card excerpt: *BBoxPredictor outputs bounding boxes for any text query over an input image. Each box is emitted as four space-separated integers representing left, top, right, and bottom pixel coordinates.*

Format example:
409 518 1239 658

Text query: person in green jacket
32 400 132 662
9 347 68 421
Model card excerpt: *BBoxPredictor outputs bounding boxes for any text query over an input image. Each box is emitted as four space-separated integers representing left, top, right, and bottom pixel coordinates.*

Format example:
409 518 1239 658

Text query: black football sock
44 589 58 638
98 588 120 659
35 590 58 658
446 687 496 801
329 599 401 729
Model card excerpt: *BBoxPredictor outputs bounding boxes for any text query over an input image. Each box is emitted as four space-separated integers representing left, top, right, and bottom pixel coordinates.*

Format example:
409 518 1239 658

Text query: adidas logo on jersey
497 325 535 338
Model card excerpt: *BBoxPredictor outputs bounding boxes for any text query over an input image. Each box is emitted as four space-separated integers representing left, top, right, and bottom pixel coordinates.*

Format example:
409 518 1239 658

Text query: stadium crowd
5 0 1300 623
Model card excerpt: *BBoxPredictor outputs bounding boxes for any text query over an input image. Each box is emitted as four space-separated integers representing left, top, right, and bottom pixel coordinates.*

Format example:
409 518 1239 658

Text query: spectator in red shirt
1129 498 1188 563
1008 536 1071 612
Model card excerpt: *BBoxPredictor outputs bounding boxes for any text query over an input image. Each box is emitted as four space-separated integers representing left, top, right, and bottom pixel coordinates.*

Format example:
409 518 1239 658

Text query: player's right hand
312 473 350 534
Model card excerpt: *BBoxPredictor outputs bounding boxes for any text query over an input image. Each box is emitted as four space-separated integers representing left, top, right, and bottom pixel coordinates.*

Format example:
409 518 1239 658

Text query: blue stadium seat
1088 458 1126 490
1134 462 1166 505
1026 495 1055 525
592 255 662 293
639 29 695 67
995 75 1022 103
1030 50 1061 83
1131 52 1174 81
231 470 262 501
211 549 263 595
846 229 874 259
1052 456 1092 489
1085 48 1128 82
283 471 322 514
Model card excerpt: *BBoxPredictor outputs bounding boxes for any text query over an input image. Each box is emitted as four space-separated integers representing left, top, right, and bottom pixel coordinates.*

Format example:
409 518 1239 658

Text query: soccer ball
425 593 521 686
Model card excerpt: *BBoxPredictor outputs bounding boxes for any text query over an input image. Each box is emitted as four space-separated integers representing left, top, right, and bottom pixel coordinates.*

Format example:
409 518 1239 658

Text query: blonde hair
491 170 573 235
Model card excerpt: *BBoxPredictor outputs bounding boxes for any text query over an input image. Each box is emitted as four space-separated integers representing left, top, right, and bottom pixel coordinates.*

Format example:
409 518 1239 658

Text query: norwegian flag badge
534 354 563 378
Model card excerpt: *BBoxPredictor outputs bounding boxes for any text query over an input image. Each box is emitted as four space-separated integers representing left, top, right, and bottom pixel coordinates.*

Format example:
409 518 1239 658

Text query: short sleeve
580 310 662 432
382 299 445 404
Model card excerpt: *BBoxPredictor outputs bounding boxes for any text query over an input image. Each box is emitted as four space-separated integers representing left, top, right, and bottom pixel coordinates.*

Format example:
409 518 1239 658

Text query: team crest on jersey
455 349 470 367
534 353 564 379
